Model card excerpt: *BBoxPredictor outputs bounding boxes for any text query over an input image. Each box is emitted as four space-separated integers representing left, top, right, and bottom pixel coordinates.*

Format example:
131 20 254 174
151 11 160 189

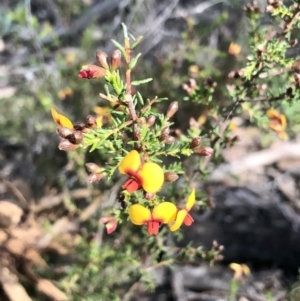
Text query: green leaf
129 53 142 69
132 78 153 86
121 23 128 39
136 92 144 105
89 140 100 152
131 36 143 49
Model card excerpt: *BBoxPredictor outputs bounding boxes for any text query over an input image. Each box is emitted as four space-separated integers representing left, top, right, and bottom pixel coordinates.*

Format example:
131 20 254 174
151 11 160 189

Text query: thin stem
124 37 137 121
141 96 158 114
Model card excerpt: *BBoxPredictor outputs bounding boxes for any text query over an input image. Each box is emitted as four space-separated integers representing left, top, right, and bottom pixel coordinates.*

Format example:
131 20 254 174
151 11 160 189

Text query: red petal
147 221 159 235
122 178 140 193
78 70 87 78
183 213 194 226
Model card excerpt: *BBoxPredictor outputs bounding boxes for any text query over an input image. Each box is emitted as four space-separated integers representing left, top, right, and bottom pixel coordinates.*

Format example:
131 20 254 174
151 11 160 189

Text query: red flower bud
78 65 107 79
99 216 118 234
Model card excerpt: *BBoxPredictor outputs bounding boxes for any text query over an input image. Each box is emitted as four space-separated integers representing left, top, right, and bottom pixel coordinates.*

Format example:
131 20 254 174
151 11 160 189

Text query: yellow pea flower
118 150 164 193
266 109 288 140
51 108 74 130
129 202 177 235
229 263 251 280
170 189 196 231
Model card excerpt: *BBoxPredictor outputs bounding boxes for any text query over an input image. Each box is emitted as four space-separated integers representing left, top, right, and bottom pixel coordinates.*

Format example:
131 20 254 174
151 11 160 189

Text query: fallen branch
209 142 300 182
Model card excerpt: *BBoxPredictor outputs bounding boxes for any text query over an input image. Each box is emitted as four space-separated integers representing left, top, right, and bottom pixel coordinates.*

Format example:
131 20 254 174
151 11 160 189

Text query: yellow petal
169 209 187 232
186 189 195 211
266 108 280 119
138 162 164 193
268 121 283 132
96 116 103 127
152 202 177 224
128 204 151 225
279 114 287 130
278 131 288 140
51 108 74 130
119 150 141 174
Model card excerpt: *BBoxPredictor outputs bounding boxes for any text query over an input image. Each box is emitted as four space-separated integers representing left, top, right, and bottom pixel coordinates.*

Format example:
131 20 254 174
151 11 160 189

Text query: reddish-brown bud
166 101 178 119
146 115 156 127
58 139 78 151
78 64 107 79
164 171 179 183
193 146 214 156
96 50 109 69
68 131 83 144
161 127 170 136
164 136 175 144
86 115 97 128
88 173 103 183
160 133 169 142
190 137 202 148
85 163 101 174
110 50 122 71
272 0 282 7
56 126 74 139
74 123 86 131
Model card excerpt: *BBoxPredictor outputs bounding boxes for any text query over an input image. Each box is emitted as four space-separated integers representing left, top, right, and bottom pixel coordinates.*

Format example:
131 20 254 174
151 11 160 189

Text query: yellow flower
229 263 251 280
266 109 288 140
58 87 73 100
228 42 241 56
51 108 74 130
119 150 164 193
170 189 195 231
129 202 177 235
93 106 112 127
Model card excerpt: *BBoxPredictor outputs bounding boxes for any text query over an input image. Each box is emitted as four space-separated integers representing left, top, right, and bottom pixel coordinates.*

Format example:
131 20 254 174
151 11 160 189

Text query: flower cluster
50 43 202 237
120 151 196 235
51 108 197 235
